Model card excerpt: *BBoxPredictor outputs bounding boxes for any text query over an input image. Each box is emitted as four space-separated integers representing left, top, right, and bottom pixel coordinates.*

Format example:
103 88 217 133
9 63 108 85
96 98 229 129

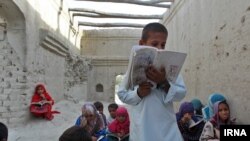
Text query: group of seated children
28 83 129 141
72 101 129 141
177 93 236 141
29 83 236 141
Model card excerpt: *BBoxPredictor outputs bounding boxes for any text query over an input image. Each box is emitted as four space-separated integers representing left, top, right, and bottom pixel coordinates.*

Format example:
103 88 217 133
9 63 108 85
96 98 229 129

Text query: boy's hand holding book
137 82 153 98
146 65 170 92
146 65 166 84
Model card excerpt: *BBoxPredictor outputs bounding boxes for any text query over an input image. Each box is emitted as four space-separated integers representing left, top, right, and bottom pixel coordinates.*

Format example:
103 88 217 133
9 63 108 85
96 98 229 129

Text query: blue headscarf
191 98 203 111
207 93 226 120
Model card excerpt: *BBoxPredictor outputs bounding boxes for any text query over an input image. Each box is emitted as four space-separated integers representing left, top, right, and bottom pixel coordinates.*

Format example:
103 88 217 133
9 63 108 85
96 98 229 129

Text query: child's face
140 31 167 49
83 111 95 122
218 103 230 121
37 86 44 95
108 107 117 119
182 112 193 122
117 115 126 123
98 107 103 114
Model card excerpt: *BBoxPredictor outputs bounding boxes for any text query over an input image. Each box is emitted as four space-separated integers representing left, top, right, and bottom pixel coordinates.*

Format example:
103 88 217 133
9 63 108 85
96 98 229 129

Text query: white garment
107 115 115 126
118 74 186 141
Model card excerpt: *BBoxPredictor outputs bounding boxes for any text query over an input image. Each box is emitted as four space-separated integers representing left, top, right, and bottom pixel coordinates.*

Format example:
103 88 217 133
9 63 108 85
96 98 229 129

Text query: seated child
0 122 8 141
94 101 107 127
202 93 226 121
191 98 204 118
30 84 59 120
75 102 105 141
108 106 130 141
107 103 119 125
59 125 92 141
176 102 205 141
199 100 236 141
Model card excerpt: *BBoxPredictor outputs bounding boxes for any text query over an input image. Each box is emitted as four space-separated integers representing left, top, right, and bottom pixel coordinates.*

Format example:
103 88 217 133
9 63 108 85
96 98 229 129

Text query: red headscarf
31 84 54 104
108 106 130 134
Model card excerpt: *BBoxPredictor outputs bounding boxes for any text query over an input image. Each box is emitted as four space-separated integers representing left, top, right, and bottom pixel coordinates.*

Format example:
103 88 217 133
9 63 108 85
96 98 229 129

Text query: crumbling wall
64 53 91 102
0 0 86 126
162 0 250 123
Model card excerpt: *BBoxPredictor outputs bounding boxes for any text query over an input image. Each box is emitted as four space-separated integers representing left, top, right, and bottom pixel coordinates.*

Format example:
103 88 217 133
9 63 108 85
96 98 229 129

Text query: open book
189 119 204 129
106 133 129 141
31 101 51 106
125 45 187 90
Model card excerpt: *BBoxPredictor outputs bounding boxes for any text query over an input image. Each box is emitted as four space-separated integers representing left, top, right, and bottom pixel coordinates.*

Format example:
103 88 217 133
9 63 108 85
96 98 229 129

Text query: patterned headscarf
210 100 235 129
208 93 226 120
81 102 104 135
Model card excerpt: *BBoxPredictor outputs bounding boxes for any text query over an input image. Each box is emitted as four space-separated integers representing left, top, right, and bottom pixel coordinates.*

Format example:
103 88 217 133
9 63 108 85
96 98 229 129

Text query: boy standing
118 22 186 141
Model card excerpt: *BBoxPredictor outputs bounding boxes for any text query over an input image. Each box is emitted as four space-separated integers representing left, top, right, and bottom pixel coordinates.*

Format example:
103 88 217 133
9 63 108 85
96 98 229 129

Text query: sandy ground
8 98 126 141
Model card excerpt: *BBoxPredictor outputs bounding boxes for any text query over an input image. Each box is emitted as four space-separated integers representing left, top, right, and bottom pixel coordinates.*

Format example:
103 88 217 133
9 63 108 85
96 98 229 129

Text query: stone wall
162 0 250 123
81 29 141 102
0 0 87 125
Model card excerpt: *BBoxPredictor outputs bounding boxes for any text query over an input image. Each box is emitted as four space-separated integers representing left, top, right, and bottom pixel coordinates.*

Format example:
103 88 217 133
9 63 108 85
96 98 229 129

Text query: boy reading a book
118 22 187 141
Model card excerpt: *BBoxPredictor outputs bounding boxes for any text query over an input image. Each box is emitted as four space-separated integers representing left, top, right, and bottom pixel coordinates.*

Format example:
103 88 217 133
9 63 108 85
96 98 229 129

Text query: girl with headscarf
108 106 130 141
75 102 105 141
176 102 205 141
199 100 236 141
191 98 204 117
30 84 59 120
204 93 226 121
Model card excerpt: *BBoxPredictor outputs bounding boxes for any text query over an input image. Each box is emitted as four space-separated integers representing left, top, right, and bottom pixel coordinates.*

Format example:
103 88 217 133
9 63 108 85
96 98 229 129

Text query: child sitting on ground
176 102 205 141
191 98 204 118
94 101 108 127
108 106 130 141
30 84 60 120
199 100 236 141
107 103 119 125
75 102 105 141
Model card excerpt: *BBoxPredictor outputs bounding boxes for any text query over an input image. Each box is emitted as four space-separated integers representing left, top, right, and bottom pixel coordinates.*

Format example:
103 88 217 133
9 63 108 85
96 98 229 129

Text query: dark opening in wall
96 83 103 92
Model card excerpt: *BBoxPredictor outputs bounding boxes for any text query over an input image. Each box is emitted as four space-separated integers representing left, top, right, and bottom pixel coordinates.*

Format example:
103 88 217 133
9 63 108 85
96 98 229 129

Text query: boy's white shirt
118 72 186 141
107 115 115 125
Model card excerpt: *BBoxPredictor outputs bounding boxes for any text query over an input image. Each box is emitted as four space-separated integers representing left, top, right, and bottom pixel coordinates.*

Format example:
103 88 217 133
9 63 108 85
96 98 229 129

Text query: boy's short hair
94 101 103 110
59 125 92 141
0 122 8 140
108 103 118 109
141 22 168 41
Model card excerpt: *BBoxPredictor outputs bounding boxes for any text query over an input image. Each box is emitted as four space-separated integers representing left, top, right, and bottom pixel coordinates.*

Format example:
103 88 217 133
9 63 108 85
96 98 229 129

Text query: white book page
153 50 187 83
131 46 157 87
124 45 186 89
